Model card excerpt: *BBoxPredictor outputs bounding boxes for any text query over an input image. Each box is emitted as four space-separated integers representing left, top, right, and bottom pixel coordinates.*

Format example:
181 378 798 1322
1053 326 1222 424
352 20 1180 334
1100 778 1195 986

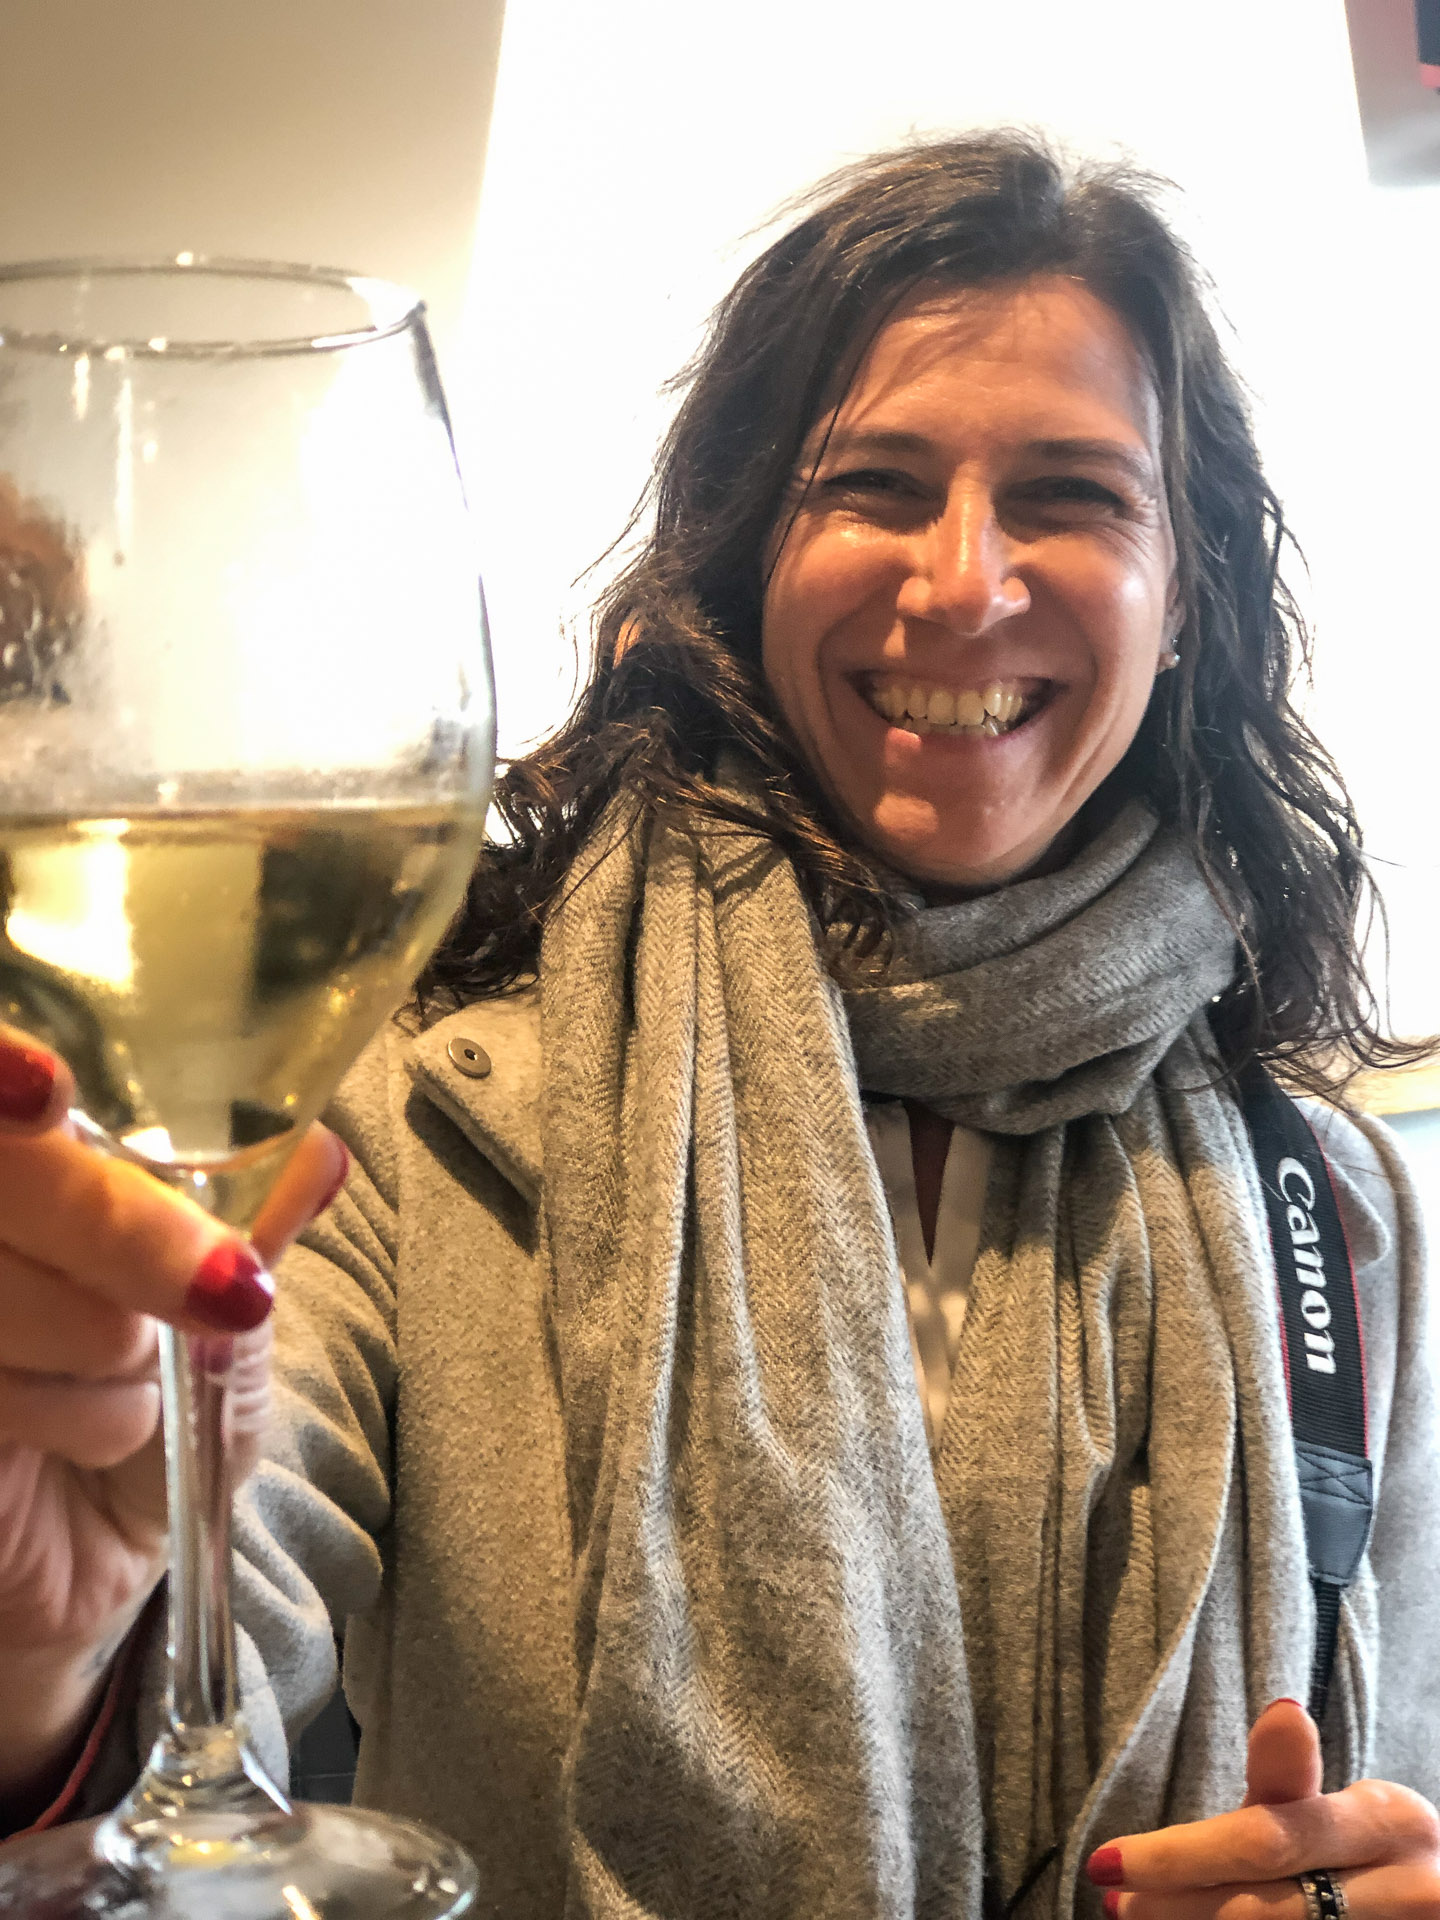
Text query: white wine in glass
0 261 493 1917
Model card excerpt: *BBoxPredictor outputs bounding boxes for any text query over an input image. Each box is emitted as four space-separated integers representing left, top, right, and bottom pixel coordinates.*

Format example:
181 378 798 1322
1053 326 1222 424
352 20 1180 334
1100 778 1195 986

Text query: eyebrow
1026 437 1161 492
818 428 1161 494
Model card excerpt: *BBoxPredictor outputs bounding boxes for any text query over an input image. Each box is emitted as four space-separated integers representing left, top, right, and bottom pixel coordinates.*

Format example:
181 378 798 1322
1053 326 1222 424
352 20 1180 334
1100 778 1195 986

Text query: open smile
855 673 1053 738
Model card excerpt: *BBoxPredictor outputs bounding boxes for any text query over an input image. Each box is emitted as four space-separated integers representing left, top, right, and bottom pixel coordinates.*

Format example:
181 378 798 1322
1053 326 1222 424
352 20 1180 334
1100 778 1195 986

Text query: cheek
763 529 898 690
1072 552 1169 697
759 621 810 759
761 567 830 729
760 552 809 708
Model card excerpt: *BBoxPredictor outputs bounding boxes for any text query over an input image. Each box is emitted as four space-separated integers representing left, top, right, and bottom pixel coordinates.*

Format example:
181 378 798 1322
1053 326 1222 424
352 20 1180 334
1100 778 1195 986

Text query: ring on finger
1297 1871 1350 1920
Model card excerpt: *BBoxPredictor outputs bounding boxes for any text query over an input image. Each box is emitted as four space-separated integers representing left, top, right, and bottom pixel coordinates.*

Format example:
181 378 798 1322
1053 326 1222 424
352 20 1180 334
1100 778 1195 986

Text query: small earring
1158 644 1180 672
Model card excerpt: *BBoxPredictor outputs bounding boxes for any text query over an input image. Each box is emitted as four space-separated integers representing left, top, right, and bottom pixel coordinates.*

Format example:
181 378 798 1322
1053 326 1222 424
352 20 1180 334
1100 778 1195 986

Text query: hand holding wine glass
0 260 493 1916
0 1033 344 1827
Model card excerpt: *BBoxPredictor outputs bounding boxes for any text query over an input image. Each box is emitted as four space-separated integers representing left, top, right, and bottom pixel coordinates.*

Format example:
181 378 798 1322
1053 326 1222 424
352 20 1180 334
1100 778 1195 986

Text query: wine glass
0 260 492 1916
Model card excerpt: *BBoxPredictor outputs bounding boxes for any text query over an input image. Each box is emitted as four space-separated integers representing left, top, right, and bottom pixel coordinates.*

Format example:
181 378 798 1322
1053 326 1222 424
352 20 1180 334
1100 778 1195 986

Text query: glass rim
0 253 426 359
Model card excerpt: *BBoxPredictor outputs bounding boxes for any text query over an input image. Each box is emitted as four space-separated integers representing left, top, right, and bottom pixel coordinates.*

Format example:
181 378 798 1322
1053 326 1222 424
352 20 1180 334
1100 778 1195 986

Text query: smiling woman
5 130 1440 1920
761 278 1180 893
432 134 1414 1104
362 132 1437 1914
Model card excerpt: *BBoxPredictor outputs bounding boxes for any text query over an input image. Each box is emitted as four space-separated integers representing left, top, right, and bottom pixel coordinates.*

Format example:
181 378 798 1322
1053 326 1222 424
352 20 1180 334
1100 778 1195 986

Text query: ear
1156 573 1184 673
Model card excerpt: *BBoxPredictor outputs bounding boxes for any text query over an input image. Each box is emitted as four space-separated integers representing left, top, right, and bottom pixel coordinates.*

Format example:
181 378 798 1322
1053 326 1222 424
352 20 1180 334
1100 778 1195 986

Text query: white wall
460 0 1440 1035
0 0 505 373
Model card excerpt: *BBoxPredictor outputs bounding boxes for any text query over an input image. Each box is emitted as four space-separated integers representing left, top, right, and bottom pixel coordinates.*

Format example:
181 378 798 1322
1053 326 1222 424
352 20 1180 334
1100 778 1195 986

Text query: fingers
248 1126 350 1269
0 1248 156 1379
1245 1700 1323 1807
217 1320 273 1487
1111 1859 1440 1920
0 1028 74 1133
1088 1706 1440 1920
0 1323 270 1478
0 1025 347 1361
1092 1778 1440 1892
0 1372 162 1470
0 1118 273 1335
1106 1881 1297 1920
225 1320 273 1446
1342 1857 1440 1919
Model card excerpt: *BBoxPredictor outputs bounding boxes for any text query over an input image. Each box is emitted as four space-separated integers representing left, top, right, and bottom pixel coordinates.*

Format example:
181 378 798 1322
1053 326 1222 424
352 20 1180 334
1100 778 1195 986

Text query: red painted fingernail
312 1141 351 1219
1087 1847 1125 1888
192 1334 236 1377
1104 1892 1122 1919
1272 1697 1307 1712
184 1241 275 1333
0 1035 57 1123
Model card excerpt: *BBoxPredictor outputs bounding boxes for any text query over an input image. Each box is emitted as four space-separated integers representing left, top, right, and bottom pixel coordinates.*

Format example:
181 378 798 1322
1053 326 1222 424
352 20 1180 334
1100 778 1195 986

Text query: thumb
1243 1697 1323 1806
248 1125 350 1269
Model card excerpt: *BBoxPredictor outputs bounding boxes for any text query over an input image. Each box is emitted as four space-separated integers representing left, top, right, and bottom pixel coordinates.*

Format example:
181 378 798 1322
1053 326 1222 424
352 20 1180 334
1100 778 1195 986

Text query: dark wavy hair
418 130 1419 1097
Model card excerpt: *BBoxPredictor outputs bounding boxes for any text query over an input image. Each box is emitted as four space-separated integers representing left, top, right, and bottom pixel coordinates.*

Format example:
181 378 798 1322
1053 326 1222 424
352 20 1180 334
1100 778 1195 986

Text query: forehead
831 275 1162 450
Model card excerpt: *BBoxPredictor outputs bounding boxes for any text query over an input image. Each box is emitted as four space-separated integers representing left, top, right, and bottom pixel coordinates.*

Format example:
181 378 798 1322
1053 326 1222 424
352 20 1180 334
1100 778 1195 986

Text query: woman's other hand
0 1027 348 1810
1087 1697 1440 1918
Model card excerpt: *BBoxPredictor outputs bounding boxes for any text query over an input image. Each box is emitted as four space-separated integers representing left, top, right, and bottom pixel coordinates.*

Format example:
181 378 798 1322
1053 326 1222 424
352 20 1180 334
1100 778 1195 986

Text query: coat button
446 1035 492 1079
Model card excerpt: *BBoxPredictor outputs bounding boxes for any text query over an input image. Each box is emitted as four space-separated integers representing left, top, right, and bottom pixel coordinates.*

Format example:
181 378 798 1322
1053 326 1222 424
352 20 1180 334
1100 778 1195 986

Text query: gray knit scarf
540 797 1329 1920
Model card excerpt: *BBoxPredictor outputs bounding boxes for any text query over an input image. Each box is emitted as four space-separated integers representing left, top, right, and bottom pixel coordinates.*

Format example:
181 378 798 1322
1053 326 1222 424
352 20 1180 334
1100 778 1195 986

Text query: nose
895 485 1029 634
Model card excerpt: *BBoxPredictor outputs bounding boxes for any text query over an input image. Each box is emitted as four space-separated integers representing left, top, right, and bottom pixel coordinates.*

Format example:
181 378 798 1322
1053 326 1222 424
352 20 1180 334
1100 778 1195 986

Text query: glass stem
100 1295 290 1864
158 1326 243 1746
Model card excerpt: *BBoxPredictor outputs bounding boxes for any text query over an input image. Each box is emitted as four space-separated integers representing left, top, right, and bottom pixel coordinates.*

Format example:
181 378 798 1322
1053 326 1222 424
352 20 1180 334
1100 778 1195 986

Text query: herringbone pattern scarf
540 799 1331 1919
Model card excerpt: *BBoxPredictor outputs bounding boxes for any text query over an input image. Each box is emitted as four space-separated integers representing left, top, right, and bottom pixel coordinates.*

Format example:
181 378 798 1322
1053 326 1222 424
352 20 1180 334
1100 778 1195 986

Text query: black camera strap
1240 1062 1373 1720
997 1064 1374 1919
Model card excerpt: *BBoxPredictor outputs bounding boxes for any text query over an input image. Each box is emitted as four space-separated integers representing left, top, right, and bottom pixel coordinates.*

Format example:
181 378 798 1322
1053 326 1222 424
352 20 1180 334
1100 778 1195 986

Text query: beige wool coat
92 991 1440 1916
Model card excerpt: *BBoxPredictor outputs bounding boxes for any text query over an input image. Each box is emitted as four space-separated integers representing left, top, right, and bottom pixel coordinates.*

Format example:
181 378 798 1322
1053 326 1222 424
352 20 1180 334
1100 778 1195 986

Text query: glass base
0 1801 478 1918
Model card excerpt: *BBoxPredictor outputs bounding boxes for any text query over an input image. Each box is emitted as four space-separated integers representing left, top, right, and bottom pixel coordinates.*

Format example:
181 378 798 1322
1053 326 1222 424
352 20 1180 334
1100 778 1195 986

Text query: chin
863 800 1057 895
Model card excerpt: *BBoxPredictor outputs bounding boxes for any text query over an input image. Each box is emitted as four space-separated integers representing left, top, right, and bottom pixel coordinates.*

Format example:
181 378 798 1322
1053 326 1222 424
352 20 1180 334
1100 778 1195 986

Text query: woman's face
760 276 1178 894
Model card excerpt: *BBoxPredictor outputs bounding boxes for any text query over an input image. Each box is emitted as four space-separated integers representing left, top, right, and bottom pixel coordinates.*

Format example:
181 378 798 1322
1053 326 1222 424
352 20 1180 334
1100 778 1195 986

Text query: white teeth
983 682 1023 723
993 688 1016 723
867 677 1035 736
